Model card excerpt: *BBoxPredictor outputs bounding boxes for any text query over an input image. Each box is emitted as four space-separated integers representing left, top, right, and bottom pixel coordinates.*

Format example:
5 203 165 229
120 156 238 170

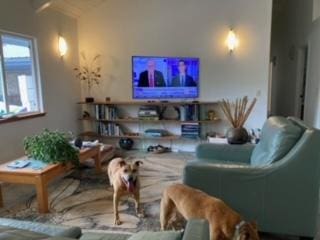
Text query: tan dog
160 184 259 240
108 158 143 225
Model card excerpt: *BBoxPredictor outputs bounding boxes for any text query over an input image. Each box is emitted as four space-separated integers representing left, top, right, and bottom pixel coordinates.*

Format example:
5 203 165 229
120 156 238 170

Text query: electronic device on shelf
138 106 159 120
132 56 199 99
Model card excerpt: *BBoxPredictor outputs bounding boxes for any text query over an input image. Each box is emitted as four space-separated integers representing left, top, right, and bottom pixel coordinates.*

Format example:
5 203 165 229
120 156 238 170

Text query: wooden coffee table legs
0 147 102 214
35 176 49 214
94 150 102 173
0 181 48 213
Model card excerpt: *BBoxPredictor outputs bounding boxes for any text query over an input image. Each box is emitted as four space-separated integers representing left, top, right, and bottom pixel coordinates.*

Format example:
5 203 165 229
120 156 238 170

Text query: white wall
270 0 313 117
78 0 272 130
313 0 320 21
0 0 81 161
305 18 320 128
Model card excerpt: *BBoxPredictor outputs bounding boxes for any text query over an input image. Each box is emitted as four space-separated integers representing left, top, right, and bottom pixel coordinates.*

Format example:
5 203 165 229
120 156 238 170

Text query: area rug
1 152 187 233
2 151 318 240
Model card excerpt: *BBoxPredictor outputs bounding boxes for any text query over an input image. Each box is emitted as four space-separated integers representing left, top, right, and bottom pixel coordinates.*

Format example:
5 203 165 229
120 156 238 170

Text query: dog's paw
137 210 145 218
114 219 122 225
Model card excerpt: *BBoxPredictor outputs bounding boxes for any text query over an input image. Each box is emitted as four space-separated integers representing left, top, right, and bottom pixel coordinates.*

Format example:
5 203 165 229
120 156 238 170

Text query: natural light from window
0 33 41 118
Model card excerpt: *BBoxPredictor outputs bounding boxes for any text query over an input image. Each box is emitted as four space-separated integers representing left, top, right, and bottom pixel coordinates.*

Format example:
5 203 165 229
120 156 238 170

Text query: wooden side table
0 145 101 214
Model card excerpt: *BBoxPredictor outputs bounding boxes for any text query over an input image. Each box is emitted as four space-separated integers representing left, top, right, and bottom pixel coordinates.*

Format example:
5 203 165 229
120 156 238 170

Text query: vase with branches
74 53 102 102
219 96 257 144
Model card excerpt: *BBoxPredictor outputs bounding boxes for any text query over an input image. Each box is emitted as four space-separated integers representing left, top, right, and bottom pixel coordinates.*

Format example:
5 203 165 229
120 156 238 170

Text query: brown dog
108 158 143 225
160 184 259 240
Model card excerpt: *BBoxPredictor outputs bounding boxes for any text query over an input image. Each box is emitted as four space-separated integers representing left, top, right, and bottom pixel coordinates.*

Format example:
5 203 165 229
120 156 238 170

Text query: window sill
0 112 46 125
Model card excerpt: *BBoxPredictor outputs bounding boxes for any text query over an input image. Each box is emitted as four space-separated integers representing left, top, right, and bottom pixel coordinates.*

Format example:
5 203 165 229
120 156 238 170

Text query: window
0 31 42 118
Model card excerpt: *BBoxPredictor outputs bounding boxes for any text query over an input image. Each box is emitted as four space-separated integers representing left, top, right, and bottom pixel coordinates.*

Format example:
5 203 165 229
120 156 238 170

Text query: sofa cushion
251 116 303 166
0 225 49 240
128 231 182 240
0 218 81 238
80 232 131 240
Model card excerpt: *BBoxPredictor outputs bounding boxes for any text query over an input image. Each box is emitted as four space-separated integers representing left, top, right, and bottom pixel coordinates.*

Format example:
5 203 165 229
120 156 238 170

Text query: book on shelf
179 104 199 121
95 105 117 120
97 122 122 136
181 122 200 139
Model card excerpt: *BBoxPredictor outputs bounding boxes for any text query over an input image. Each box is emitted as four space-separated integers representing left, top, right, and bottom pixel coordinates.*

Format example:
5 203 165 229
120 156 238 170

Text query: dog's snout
128 176 134 182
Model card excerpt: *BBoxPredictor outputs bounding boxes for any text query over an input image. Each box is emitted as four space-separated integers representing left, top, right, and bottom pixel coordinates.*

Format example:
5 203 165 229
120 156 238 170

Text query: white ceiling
33 0 106 18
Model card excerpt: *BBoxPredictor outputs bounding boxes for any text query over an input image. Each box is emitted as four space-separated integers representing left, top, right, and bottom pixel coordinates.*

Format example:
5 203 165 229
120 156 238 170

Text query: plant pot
119 138 134 150
226 127 249 145
85 97 94 103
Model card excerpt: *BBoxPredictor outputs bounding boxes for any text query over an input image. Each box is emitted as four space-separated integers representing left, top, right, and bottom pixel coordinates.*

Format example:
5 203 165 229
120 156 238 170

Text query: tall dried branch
74 53 102 95
219 96 257 128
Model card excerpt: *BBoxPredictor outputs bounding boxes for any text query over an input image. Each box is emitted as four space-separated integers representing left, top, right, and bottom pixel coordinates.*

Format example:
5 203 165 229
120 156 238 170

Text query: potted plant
23 129 79 165
74 53 102 103
219 96 257 144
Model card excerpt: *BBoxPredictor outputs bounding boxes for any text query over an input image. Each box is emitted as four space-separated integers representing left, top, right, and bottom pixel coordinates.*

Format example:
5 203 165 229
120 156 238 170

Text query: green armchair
183 117 320 239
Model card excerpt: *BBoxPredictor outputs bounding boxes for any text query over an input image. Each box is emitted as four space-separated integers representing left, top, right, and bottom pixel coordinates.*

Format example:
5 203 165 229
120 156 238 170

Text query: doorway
269 0 313 118
295 46 308 120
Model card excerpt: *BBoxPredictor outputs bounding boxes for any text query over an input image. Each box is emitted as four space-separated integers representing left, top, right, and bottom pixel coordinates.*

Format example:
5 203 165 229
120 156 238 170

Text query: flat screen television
132 56 199 99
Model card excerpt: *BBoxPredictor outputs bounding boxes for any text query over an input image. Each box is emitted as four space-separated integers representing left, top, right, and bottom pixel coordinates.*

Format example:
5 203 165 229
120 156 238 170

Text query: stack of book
181 123 200 139
97 123 122 136
95 105 117 120
138 106 159 120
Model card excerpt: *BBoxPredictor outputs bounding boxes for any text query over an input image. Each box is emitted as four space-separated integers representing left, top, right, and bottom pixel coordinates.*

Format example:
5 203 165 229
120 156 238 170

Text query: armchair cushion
196 143 254 164
251 116 303 166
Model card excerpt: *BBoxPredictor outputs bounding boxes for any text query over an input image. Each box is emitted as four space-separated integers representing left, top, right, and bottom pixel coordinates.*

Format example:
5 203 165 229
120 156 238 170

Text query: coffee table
0 145 101 213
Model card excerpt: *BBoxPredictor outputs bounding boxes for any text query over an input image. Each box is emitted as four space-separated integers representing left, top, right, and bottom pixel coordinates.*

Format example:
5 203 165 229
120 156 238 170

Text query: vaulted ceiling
31 0 106 18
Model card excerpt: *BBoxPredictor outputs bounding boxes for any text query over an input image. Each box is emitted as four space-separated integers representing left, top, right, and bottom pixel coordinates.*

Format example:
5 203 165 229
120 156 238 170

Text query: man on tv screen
138 59 166 87
171 59 197 87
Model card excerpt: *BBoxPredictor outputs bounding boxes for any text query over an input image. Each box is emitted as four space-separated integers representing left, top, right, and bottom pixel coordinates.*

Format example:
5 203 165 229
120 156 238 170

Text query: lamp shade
226 30 239 52
58 36 68 56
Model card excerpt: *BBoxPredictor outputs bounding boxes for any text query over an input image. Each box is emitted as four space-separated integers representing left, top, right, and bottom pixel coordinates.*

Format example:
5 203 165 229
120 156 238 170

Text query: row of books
97 122 122 136
179 105 199 121
95 105 117 120
181 123 200 139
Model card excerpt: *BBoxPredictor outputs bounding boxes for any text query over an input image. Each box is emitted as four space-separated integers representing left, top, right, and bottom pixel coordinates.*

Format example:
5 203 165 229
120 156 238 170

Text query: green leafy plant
23 129 79 165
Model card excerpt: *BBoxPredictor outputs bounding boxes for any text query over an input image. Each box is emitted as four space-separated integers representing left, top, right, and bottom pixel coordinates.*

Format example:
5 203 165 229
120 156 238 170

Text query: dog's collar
232 220 246 240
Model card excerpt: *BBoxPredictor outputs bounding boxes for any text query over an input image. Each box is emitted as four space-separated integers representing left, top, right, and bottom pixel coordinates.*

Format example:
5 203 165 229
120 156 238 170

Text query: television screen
132 56 199 99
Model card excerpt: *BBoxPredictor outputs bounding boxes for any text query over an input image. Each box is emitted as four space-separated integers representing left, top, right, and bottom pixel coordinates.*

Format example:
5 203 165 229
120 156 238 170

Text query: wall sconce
226 29 239 53
58 36 68 57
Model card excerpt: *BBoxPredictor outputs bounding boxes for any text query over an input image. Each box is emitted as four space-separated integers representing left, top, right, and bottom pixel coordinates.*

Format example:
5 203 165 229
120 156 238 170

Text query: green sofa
183 116 320 239
0 218 209 240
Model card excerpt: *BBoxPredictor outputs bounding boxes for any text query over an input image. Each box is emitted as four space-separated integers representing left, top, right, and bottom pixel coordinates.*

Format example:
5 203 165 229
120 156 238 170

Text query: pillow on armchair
251 116 303 166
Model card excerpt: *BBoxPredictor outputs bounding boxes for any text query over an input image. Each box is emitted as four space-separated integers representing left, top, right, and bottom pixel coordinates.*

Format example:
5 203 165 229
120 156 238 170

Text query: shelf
79 117 220 123
78 101 218 106
78 100 221 145
79 131 182 140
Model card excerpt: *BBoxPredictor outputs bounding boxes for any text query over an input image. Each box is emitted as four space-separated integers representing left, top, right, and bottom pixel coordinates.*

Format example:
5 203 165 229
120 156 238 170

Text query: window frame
0 29 44 119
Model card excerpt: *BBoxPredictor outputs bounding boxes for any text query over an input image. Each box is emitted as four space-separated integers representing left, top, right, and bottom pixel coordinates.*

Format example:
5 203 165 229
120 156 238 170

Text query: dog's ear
134 160 143 166
249 221 258 230
118 160 126 167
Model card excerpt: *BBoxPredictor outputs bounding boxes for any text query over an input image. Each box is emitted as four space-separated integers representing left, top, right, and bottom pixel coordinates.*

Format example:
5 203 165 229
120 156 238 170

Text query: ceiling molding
49 0 106 19
31 0 52 13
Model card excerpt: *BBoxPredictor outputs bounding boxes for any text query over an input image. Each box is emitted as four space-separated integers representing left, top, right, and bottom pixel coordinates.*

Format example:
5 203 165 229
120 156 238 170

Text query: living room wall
78 0 272 130
0 0 81 161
